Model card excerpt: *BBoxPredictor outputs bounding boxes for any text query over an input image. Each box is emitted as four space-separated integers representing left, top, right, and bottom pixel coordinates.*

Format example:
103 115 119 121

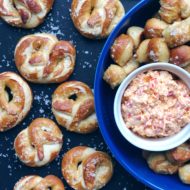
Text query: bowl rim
114 62 190 151
94 0 165 190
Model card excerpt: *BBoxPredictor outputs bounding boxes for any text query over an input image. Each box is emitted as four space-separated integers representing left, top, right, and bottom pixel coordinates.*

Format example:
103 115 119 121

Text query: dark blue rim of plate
94 0 160 190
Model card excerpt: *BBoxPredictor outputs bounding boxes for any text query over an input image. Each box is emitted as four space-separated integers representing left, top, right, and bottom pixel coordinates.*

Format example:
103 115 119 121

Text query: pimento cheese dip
121 70 190 138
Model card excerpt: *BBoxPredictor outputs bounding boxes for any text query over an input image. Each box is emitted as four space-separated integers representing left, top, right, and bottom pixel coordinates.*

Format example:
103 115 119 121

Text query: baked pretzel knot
62 146 113 190
0 0 54 28
14 118 63 167
52 81 98 134
14 175 65 190
71 0 125 39
0 72 32 132
15 33 76 83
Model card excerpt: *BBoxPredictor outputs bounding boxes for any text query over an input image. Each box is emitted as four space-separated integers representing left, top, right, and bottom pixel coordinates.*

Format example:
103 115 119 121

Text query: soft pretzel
148 38 170 62
144 18 168 39
166 143 190 165
159 0 181 24
110 34 134 66
14 175 65 190
52 81 98 134
62 146 113 190
179 164 190 184
127 26 144 48
15 33 76 83
145 152 179 175
103 64 127 89
180 0 190 18
159 0 190 24
0 72 32 132
71 0 125 39
14 118 63 167
136 39 150 63
0 0 54 28
122 59 139 75
103 60 139 89
136 38 170 63
162 17 190 48
170 45 190 67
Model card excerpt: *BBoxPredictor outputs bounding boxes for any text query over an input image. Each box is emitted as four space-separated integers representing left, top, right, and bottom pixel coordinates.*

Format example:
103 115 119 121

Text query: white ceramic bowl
114 63 190 151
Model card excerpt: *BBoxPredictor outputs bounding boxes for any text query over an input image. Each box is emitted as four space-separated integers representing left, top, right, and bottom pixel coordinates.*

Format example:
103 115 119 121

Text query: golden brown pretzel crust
170 45 190 67
15 33 76 83
144 142 190 184
71 0 125 39
159 0 181 24
14 175 65 190
136 38 170 63
162 17 190 48
52 81 98 134
144 18 168 39
166 143 190 165
62 146 113 190
0 0 54 28
0 72 32 132
179 164 190 184
103 59 139 89
145 152 179 175
14 118 63 167
110 34 134 66
159 0 190 24
103 64 127 89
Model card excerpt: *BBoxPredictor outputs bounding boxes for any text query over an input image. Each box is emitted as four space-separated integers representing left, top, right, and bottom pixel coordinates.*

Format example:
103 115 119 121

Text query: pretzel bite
148 38 170 62
144 18 168 38
136 39 150 63
179 164 190 184
163 17 190 48
159 0 190 24
110 34 134 66
146 152 179 175
122 59 140 75
180 0 190 18
159 0 181 24
166 143 190 165
103 64 126 89
136 38 170 63
170 45 190 67
127 26 144 48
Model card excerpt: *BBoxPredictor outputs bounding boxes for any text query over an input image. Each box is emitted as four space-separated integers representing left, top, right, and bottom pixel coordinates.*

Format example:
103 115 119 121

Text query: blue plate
94 0 190 190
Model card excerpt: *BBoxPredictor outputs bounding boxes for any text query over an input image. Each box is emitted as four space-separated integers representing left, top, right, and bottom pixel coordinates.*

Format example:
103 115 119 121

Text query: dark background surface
0 1 151 189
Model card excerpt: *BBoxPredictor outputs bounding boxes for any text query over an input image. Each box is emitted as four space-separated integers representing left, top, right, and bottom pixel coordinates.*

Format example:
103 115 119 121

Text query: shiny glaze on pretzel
159 0 190 24
0 0 54 28
15 33 76 83
52 81 98 134
14 118 63 167
14 175 65 190
0 72 32 132
62 146 113 190
163 17 190 48
71 0 125 39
